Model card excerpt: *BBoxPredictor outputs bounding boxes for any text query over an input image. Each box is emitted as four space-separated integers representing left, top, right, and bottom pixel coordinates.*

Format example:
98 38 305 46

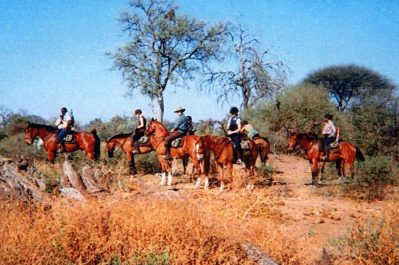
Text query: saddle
171 136 185 148
240 140 251 150
137 135 149 144
318 140 339 152
63 133 75 143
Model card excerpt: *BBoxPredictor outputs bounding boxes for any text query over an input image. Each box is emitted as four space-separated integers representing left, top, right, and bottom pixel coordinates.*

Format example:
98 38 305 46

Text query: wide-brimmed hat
174 106 186 113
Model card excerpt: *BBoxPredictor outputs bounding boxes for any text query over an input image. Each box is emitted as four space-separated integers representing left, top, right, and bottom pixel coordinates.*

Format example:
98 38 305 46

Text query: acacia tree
204 26 286 111
109 0 229 122
303 64 396 111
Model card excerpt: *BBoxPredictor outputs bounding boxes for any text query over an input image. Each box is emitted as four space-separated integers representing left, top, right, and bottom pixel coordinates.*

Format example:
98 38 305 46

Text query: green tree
109 0 229 122
303 64 396 111
205 26 286 111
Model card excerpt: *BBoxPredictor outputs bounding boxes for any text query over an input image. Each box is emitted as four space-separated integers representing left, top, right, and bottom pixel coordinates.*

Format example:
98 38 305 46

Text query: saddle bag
63 133 75 143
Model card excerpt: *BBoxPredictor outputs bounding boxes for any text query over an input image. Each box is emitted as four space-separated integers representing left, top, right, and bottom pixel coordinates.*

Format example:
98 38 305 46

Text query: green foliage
244 84 353 152
135 153 161 174
109 0 230 121
352 156 398 201
303 64 396 111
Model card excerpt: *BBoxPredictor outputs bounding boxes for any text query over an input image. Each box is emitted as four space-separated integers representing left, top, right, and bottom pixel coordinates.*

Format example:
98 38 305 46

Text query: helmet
325 114 333 120
229 107 239 115
61 107 67 114
134 109 142 115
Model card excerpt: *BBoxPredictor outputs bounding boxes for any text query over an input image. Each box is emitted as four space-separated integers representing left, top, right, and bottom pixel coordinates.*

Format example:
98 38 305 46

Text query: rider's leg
57 129 68 152
163 131 183 160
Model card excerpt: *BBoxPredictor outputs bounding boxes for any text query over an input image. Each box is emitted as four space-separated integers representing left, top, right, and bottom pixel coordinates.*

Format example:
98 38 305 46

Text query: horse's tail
355 146 365 162
91 129 101 161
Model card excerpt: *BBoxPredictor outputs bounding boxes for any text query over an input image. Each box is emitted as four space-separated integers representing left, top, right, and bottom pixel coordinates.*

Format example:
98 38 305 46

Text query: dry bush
327 202 399 264
0 198 261 264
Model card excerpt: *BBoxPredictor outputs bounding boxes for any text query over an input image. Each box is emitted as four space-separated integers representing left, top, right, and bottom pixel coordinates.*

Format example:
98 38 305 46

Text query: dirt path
266 154 385 252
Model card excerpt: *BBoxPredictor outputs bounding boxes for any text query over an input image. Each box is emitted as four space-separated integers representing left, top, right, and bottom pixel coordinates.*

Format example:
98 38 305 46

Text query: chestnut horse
287 131 364 185
146 119 204 187
106 133 189 175
244 135 270 163
202 134 258 191
106 133 153 175
25 122 100 162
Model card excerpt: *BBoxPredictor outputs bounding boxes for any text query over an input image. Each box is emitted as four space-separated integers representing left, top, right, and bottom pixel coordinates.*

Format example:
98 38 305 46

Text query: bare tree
203 26 287 111
109 0 229 122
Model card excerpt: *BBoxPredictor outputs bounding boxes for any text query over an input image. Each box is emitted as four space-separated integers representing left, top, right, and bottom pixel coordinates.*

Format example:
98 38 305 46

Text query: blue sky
1 0 398 124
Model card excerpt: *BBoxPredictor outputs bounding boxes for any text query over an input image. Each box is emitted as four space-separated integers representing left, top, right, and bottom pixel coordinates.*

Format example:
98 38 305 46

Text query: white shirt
55 112 72 129
322 120 336 137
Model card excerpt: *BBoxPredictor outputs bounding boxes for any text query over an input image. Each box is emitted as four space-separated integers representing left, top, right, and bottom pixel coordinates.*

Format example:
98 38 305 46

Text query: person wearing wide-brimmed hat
163 106 190 160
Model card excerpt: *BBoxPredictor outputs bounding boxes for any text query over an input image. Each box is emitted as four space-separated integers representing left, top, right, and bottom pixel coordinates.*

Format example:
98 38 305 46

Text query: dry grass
327 202 399 265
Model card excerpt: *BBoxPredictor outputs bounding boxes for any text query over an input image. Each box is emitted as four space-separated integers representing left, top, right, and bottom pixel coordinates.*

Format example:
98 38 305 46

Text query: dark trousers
322 135 335 157
229 134 243 160
132 129 144 142
164 131 184 154
57 129 70 142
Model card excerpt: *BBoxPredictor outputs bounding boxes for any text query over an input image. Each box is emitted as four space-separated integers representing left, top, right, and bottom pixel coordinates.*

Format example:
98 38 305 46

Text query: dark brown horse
106 133 153 175
105 133 189 175
287 131 364 185
25 122 100 162
146 119 204 187
201 134 259 191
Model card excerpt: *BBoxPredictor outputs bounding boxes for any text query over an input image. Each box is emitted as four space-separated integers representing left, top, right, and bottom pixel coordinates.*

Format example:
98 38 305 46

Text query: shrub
352 156 398 201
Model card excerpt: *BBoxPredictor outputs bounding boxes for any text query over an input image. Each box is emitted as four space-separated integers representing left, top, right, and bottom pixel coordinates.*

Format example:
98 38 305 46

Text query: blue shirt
174 114 189 133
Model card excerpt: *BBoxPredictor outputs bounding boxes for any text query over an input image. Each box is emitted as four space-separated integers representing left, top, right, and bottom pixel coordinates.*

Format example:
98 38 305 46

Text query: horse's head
25 122 37 145
146 118 168 136
287 129 299 152
105 140 115 158
146 119 157 135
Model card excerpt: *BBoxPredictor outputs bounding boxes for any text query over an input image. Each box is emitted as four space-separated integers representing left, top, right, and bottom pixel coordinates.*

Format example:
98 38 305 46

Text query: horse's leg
127 153 136 175
310 159 319 186
192 158 203 189
159 157 166 186
218 164 225 192
320 161 326 183
167 171 173 186
182 157 188 175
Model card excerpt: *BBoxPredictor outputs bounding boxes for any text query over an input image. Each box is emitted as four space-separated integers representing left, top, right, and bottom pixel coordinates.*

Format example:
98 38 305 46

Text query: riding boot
135 141 140 154
164 144 172 160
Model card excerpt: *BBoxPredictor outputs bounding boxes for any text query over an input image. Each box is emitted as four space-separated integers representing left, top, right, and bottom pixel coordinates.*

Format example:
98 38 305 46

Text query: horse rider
55 107 74 152
186 116 196 135
227 106 244 164
163 106 190 160
240 120 260 140
321 114 337 161
131 109 147 154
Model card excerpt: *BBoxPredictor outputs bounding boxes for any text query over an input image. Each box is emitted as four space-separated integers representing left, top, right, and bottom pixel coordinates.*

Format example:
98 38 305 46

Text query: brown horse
106 133 153 175
146 119 204 187
25 122 100 162
106 133 189 175
244 135 270 164
287 131 364 185
202 134 259 191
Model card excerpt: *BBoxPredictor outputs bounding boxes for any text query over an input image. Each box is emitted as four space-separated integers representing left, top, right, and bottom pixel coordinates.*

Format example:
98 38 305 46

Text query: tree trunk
157 93 165 123
0 157 50 204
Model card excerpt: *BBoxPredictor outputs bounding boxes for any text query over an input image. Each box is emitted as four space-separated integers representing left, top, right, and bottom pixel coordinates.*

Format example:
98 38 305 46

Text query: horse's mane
297 132 319 142
149 120 169 134
108 133 131 141
28 122 57 132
